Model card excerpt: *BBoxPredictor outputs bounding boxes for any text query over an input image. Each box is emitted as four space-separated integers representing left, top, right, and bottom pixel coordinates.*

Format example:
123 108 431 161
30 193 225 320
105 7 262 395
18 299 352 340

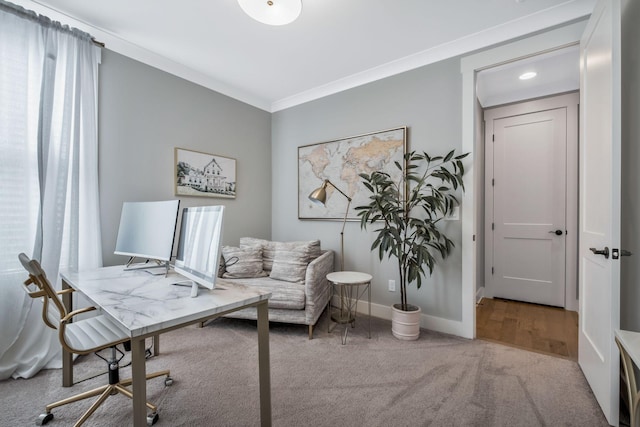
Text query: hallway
476 298 578 361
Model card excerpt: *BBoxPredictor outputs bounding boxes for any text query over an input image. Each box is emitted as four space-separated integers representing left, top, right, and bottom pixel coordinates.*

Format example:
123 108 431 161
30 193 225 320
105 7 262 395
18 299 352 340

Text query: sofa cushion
240 237 321 272
219 277 306 310
269 241 315 283
221 246 267 279
240 237 276 271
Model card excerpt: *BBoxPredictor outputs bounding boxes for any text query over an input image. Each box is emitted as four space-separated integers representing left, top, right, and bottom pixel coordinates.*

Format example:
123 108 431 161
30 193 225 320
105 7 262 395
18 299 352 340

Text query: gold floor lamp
308 179 352 271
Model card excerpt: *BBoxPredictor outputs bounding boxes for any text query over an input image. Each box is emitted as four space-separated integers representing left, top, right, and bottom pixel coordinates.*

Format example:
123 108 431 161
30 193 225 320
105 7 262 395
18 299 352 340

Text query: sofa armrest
304 250 334 315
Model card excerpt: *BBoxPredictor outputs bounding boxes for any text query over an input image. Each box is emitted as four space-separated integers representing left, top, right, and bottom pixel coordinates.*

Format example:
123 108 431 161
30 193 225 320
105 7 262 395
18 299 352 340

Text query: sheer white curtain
0 1 102 380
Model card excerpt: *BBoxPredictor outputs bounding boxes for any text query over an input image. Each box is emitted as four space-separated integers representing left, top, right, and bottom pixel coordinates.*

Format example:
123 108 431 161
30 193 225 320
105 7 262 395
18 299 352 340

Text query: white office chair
18 253 173 427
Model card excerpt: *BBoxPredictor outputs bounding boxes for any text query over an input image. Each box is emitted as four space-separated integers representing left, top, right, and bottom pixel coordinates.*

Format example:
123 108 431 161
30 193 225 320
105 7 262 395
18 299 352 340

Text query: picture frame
298 126 406 220
175 147 236 199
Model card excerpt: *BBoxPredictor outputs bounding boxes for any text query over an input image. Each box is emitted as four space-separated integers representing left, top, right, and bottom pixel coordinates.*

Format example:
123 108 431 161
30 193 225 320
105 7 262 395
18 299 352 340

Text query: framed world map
298 127 406 220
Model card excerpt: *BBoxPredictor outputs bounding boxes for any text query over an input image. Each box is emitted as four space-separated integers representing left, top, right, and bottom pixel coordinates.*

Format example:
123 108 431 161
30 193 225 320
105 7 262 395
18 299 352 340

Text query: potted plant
356 149 468 340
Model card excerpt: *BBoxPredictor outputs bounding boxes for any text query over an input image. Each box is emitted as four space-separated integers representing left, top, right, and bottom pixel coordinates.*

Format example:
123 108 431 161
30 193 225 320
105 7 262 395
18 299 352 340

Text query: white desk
60 266 272 426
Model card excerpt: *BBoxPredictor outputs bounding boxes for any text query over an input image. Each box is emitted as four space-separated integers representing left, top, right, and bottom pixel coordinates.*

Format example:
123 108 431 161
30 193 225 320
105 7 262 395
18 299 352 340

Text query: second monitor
114 199 180 275
173 205 225 297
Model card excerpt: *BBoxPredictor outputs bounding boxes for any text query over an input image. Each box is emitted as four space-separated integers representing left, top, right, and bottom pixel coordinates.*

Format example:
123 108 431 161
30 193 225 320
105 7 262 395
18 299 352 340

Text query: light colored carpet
0 314 609 426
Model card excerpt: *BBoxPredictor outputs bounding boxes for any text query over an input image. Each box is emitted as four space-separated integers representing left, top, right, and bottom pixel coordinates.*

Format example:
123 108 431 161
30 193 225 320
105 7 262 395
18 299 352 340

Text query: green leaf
444 150 454 162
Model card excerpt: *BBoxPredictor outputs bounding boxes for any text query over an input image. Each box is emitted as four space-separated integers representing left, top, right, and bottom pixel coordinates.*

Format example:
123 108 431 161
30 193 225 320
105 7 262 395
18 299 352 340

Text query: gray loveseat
217 237 334 339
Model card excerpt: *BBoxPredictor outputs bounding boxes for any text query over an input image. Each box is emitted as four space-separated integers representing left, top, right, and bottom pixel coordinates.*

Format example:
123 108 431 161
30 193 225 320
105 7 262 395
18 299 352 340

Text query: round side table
326 271 372 345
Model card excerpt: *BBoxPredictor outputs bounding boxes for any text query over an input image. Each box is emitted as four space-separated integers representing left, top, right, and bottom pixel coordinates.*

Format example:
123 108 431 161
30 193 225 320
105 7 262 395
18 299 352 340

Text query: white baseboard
476 286 485 304
331 296 467 338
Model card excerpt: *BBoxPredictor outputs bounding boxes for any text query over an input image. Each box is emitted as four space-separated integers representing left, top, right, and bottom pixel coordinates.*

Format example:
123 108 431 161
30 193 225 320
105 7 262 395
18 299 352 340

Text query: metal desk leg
257 301 272 427
131 337 147 426
153 334 160 356
61 279 73 387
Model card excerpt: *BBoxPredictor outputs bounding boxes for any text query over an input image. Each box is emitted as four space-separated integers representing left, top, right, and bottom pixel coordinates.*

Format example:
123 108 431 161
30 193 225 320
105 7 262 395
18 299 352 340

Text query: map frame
298 126 407 221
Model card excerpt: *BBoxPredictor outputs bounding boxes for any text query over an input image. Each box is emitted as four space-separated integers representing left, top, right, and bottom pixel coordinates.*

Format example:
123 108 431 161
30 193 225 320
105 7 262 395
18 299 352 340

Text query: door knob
549 229 564 236
589 247 610 259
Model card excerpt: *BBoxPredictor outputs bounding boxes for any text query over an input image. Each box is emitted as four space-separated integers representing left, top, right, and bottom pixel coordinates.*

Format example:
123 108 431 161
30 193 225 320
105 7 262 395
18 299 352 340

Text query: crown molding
11 0 594 113
270 1 593 112
12 0 272 111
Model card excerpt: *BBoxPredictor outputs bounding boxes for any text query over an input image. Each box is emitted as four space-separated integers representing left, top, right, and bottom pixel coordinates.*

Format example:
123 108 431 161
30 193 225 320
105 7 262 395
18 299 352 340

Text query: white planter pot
391 304 421 340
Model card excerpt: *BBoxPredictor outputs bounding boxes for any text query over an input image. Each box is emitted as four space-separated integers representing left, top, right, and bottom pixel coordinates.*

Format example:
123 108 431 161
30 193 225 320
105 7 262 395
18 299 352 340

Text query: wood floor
476 298 579 361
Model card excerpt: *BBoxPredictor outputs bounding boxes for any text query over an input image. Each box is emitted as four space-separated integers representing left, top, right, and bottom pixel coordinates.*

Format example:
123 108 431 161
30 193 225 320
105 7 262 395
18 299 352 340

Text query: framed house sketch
175 147 236 199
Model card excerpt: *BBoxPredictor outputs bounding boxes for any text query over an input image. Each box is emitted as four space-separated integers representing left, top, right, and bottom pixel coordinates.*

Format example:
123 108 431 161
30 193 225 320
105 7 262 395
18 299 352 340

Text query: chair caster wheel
37 413 53 425
164 376 173 386
147 412 159 426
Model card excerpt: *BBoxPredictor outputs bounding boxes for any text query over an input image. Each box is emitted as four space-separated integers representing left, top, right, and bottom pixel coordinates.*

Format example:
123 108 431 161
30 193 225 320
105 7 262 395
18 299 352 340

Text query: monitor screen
174 205 224 290
114 200 180 263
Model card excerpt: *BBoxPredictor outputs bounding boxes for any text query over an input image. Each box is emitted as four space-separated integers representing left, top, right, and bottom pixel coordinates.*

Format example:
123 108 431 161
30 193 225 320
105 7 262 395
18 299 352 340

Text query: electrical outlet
445 206 459 221
388 280 396 292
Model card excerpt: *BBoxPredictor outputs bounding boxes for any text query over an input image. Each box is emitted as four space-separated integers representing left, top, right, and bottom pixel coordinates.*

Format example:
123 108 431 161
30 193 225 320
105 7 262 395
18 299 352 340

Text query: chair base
40 369 171 427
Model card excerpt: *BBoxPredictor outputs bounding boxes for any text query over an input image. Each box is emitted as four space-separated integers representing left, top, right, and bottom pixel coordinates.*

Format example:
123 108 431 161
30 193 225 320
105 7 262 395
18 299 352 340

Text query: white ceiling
477 44 580 108
15 0 596 111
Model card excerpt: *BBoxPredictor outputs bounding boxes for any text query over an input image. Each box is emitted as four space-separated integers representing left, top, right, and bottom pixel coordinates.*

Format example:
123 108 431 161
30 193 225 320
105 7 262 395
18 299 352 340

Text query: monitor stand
123 257 170 277
171 280 201 298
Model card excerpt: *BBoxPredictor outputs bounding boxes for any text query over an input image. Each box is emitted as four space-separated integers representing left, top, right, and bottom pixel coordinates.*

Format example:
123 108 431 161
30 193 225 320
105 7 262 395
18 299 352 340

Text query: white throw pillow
240 237 321 272
269 241 313 283
221 246 268 279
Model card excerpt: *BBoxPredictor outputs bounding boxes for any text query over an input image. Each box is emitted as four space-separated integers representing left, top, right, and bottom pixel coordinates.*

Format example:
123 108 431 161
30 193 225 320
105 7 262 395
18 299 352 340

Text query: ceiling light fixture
519 71 537 80
237 0 302 26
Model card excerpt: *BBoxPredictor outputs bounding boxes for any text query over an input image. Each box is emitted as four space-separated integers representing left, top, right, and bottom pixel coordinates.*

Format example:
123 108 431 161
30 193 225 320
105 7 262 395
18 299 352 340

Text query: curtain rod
91 38 105 48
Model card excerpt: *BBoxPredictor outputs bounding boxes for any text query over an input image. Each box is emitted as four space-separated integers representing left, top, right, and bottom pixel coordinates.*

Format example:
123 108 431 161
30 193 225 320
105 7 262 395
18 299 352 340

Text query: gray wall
94 6 639 329
621 0 640 331
272 58 464 321
98 50 272 267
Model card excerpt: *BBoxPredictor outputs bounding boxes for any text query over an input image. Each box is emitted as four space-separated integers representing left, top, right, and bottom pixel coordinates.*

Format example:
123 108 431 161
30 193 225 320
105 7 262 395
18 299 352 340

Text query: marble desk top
60 266 271 338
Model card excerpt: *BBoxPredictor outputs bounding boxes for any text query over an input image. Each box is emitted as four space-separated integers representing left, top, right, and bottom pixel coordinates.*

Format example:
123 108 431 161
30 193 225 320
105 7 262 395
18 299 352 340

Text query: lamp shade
308 181 328 205
238 0 302 26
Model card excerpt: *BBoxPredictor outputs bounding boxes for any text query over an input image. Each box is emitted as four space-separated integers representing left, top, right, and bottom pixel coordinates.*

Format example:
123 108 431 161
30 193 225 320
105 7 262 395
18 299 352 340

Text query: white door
578 0 621 425
487 107 567 307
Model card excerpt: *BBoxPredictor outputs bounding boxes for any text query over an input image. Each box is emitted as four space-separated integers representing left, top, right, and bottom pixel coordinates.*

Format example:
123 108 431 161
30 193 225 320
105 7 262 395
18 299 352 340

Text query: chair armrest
59 306 103 354
21 277 47 298
60 306 97 325
304 250 334 312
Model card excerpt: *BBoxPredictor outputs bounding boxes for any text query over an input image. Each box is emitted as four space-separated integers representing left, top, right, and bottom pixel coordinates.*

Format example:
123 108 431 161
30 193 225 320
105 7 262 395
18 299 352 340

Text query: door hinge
492 134 495 142
492 178 495 186
492 223 495 230
492 267 494 275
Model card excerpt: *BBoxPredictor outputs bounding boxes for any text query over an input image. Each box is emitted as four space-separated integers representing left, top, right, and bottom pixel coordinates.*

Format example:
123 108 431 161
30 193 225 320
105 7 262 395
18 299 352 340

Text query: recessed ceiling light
519 71 537 80
237 0 302 26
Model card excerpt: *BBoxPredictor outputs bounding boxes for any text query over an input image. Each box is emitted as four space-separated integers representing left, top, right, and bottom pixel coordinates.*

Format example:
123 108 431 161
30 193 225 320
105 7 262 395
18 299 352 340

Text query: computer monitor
114 200 180 274
173 205 224 297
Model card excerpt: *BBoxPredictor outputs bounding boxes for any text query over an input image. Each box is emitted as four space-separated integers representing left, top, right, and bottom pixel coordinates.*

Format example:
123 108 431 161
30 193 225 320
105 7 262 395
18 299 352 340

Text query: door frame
483 93 579 311
459 21 587 338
